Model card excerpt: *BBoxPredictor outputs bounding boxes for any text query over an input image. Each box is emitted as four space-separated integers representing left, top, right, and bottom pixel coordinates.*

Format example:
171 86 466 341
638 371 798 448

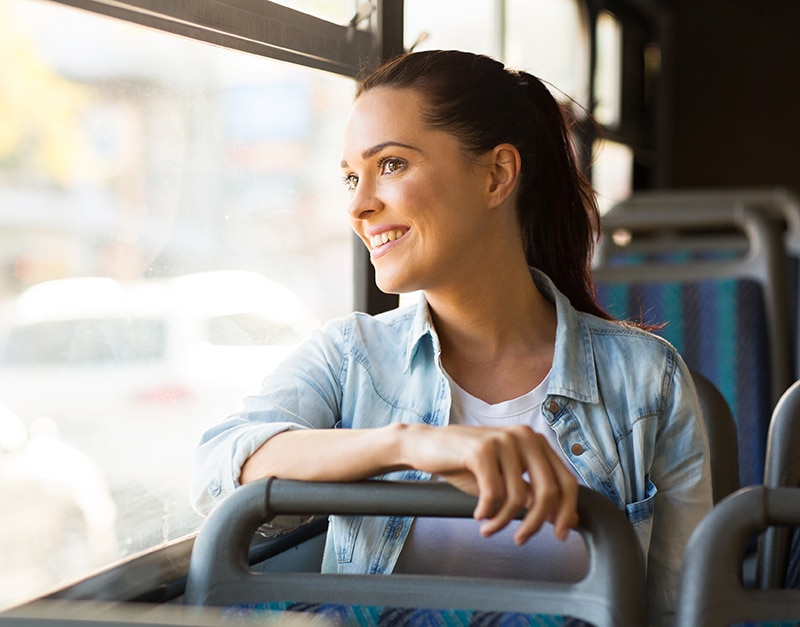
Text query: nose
347 180 383 221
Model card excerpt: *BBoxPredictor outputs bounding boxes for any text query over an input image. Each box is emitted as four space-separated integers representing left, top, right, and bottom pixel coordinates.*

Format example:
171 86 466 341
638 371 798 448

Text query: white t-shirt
393 370 589 582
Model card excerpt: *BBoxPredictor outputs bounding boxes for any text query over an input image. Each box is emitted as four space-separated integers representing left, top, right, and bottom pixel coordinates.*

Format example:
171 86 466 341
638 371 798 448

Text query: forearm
240 422 415 484
239 422 579 545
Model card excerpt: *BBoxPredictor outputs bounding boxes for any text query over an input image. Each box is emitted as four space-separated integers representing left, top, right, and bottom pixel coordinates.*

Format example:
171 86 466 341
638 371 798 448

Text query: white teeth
369 229 405 248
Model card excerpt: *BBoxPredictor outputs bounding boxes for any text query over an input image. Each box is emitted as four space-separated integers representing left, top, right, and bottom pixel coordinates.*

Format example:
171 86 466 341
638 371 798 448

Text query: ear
486 144 521 209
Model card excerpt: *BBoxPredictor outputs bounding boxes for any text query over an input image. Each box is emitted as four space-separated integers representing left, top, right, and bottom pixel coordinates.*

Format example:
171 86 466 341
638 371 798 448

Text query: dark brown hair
357 50 611 320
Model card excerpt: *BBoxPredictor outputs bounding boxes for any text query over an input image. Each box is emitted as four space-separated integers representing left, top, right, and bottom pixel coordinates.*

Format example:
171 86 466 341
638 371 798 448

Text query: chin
374 271 416 296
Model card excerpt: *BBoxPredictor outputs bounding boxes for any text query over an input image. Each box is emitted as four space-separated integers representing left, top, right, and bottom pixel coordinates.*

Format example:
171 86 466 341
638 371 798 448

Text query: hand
403 424 579 545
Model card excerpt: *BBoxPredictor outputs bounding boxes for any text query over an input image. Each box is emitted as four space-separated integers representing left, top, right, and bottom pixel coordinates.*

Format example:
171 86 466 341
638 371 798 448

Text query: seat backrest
758 379 800 588
676 485 800 627
690 369 740 503
593 205 791 487
608 187 800 380
184 479 647 627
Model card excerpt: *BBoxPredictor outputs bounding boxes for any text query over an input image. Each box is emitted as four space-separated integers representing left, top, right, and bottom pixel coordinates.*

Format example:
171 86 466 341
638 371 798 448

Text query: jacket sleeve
647 352 713 626
190 321 347 516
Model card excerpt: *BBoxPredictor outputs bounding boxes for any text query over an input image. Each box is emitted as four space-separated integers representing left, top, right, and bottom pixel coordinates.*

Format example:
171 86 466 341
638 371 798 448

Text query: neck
429 270 555 353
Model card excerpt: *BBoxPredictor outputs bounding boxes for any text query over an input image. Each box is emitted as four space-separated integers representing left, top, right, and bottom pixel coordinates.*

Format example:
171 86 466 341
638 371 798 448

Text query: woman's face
340 87 496 295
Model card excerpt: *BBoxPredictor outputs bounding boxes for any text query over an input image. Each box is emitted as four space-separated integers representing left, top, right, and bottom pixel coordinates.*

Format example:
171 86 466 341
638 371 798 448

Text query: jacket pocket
332 514 363 564
625 477 657 525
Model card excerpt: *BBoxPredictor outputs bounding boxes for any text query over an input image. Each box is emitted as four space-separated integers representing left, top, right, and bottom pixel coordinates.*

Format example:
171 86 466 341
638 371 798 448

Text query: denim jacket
193 268 712 626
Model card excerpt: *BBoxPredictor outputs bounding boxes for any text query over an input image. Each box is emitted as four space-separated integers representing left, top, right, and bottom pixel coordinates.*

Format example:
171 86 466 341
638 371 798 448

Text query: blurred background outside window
0 0 355 609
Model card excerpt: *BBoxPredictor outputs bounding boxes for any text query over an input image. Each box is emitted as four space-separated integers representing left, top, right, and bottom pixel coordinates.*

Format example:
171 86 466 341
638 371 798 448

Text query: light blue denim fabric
192 268 712 626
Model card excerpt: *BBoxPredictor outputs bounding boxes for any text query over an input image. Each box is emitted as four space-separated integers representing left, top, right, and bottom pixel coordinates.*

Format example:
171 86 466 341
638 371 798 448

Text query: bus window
504 0 589 109
0 0 354 610
592 139 634 214
592 11 633 212
405 0 589 110
594 10 623 128
268 0 355 24
405 0 501 58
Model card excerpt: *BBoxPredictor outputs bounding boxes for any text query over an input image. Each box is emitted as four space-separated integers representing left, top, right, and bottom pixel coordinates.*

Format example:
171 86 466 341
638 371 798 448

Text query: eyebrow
340 141 421 168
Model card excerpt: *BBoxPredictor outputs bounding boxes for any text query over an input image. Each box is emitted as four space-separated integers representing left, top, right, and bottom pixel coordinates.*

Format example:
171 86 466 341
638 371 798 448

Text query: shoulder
323 304 416 336
579 312 692 400
582 312 678 357
315 305 418 357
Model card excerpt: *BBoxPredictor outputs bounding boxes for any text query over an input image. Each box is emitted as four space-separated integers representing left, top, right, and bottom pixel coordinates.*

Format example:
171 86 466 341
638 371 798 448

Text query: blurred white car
0 271 320 555
0 270 319 429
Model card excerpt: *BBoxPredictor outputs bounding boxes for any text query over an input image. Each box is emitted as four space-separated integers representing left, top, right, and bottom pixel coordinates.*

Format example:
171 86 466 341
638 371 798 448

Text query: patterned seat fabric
595 251 771 488
224 602 594 626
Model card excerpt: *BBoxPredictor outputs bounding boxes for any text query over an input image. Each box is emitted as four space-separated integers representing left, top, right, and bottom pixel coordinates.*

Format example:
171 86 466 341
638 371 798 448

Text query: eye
341 173 358 192
378 156 407 176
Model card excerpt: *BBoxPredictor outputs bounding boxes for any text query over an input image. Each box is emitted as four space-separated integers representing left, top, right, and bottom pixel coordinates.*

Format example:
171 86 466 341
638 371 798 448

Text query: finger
468 438 508 522
513 433 569 544
478 436 529 537
520 441 579 544
547 451 579 540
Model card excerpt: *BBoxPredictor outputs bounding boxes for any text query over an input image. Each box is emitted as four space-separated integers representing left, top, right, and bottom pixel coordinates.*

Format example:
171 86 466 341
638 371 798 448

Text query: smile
368 229 407 249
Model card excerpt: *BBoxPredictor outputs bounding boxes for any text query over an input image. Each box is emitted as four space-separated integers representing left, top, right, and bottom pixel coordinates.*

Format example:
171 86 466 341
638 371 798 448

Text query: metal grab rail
185 479 647 627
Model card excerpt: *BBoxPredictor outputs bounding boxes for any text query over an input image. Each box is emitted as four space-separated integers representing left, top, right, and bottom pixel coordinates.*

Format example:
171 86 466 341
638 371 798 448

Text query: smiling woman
194 49 713 627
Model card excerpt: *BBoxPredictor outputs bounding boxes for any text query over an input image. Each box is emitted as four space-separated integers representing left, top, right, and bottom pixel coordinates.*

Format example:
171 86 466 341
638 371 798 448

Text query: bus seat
184 479 647 627
593 205 792 487
676 485 800 627
608 187 800 379
758 379 800 589
690 369 740 502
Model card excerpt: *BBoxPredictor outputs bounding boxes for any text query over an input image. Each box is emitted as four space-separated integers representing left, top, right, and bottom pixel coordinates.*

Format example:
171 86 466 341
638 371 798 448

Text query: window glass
0 0 355 609
404 0 501 58
405 0 587 106
592 138 633 214
505 0 589 108
270 0 356 24
594 10 623 127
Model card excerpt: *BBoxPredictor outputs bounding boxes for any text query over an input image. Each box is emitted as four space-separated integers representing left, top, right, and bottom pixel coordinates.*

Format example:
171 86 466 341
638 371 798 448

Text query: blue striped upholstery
731 622 800 626
224 602 593 626
595 251 771 488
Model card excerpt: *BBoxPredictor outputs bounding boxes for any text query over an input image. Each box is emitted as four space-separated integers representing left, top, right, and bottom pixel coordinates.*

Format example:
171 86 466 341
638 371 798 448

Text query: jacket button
547 401 559 413
571 443 584 456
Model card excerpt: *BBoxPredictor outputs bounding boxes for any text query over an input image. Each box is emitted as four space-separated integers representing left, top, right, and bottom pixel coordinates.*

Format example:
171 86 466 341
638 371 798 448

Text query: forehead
342 87 431 154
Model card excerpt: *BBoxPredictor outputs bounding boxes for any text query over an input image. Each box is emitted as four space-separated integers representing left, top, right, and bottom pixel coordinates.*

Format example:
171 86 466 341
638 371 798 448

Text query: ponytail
512 72 609 319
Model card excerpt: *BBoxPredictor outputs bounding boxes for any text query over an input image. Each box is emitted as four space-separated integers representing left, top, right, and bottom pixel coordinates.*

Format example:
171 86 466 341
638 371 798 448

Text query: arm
191 324 345 515
242 422 580 545
647 356 714 625
195 318 578 542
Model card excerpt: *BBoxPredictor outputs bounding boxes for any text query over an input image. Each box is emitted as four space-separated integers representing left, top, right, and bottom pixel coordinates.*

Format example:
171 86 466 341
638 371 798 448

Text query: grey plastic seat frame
610 186 800 256
758 379 800 588
676 485 800 627
593 204 792 409
690 369 740 503
184 479 647 627
607 187 800 379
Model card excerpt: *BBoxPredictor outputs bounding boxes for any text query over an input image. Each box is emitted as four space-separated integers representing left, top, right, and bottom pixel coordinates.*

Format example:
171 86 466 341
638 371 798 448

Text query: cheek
391 177 444 220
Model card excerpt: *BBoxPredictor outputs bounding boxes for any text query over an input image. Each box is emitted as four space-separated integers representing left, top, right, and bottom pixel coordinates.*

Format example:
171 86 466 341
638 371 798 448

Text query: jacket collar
403 293 438 373
403 268 600 404
532 268 600 404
